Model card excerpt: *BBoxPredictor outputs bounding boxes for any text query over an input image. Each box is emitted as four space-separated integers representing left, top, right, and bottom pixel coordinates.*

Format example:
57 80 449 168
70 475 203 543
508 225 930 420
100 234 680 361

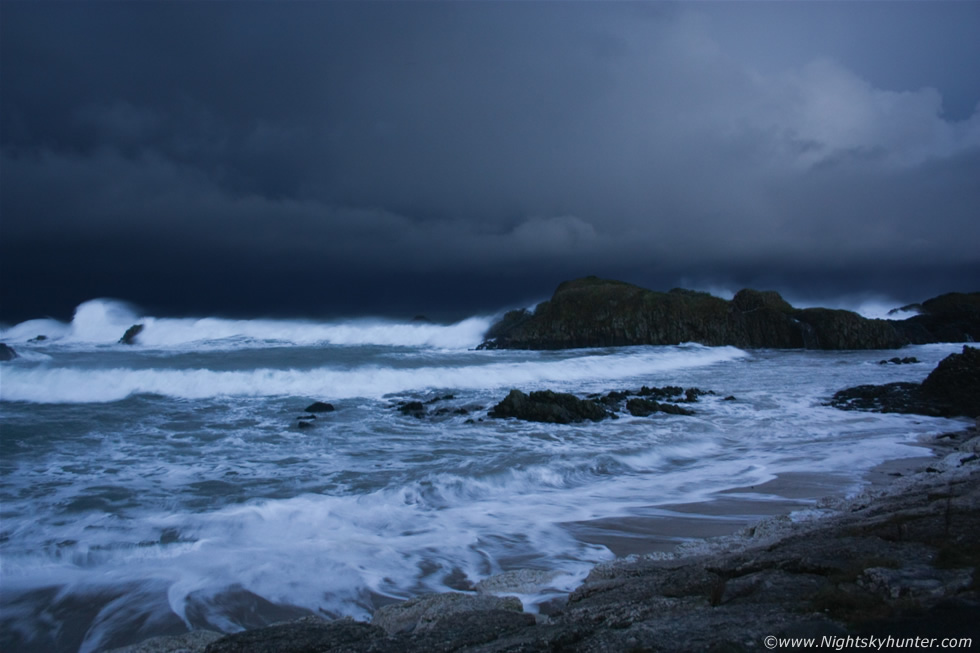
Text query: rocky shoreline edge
107 423 980 653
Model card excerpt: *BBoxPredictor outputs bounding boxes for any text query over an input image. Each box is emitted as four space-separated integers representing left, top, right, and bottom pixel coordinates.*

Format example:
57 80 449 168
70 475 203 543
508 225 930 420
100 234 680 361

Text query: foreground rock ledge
175 430 980 653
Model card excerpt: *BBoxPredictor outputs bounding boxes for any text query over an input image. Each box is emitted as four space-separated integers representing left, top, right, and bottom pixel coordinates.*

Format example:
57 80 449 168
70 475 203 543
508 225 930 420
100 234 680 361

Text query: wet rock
371 592 525 635
879 356 919 365
828 382 933 415
920 346 980 418
830 346 980 418
119 324 144 345
303 401 335 413
105 629 223 653
29 334 48 342
860 565 974 601
625 398 695 417
475 569 568 595
398 401 427 418
637 385 685 400
205 616 383 653
489 389 610 424
0 343 17 361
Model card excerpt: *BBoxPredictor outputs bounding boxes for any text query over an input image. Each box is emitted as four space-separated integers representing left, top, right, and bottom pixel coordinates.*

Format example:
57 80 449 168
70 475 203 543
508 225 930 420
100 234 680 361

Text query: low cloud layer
2 3 978 321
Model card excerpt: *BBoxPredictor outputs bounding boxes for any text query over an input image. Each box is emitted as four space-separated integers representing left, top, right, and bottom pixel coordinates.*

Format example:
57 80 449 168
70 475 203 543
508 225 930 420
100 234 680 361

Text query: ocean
0 299 970 652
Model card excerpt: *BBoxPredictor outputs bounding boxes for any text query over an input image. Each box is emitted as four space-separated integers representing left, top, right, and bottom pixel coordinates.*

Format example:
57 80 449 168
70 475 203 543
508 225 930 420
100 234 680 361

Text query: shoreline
111 423 980 652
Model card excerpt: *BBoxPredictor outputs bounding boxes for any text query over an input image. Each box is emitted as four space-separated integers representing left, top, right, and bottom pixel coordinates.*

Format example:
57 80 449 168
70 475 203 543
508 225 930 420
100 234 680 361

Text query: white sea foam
0 299 493 350
0 345 748 403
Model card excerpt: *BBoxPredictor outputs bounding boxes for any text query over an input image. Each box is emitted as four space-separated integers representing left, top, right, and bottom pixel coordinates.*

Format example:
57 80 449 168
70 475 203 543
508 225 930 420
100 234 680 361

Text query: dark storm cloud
2 2 978 321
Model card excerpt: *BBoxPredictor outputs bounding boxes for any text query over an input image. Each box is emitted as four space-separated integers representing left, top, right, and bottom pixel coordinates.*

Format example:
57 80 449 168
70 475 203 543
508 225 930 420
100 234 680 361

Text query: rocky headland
479 277 980 351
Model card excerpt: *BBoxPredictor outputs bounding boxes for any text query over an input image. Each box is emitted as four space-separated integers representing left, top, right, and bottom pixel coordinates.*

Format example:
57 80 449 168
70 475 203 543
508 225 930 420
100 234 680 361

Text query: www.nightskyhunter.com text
764 635 973 650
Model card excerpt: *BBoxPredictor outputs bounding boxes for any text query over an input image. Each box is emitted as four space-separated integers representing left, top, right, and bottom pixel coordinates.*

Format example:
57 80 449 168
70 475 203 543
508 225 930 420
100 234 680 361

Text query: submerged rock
398 401 427 418
489 389 610 424
625 397 695 417
119 324 144 345
0 343 17 361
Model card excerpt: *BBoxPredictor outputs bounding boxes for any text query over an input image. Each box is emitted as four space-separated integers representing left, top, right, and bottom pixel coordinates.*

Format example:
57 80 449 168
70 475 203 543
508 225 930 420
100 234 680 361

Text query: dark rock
303 401 335 413
489 389 609 424
920 346 980 418
637 385 684 400
105 629 223 652
28 334 47 342
684 387 712 402
626 398 695 417
895 292 980 344
480 276 923 351
830 346 980 418
724 395 737 401
0 343 17 361
398 401 427 418
296 420 315 429
828 382 936 415
889 303 922 316
119 324 144 345
424 394 455 404
879 357 919 365
205 616 384 653
372 592 524 635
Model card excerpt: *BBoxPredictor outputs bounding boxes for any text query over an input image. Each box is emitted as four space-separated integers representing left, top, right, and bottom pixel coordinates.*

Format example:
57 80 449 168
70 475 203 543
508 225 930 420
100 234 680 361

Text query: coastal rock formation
489 389 609 424
119 324 144 345
488 385 711 423
479 277 978 351
371 593 527 635
830 346 980 418
625 397 695 416
304 401 335 413
0 343 17 361
920 346 980 418
896 292 980 344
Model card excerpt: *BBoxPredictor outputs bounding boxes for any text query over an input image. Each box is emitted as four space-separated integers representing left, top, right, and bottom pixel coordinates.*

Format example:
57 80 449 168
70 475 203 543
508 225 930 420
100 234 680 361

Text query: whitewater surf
0 300 971 652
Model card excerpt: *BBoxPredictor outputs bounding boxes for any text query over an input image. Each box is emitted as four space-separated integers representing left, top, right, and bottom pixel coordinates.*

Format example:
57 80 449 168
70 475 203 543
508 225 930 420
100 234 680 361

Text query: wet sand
567 443 941 557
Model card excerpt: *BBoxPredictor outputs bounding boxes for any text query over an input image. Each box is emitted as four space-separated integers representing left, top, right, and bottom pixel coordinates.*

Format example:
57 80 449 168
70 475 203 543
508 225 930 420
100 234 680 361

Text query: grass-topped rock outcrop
479 277 979 351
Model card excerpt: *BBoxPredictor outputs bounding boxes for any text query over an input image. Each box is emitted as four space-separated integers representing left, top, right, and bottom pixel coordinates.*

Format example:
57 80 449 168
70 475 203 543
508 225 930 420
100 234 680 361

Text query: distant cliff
479 277 980 350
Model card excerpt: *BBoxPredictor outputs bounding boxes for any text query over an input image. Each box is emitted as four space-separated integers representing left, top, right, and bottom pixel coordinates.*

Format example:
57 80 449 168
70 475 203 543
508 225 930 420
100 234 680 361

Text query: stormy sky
2 2 979 323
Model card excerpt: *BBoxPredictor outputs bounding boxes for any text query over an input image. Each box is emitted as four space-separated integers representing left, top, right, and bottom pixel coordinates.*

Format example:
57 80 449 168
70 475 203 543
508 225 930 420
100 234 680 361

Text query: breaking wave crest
1 345 748 403
0 299 493 350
